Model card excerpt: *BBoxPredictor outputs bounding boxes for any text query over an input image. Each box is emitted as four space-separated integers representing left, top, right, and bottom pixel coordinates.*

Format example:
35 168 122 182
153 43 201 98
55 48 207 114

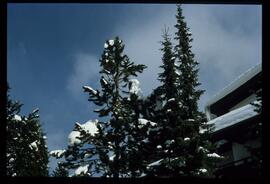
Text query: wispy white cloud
113 4 261 110
66 52 100 101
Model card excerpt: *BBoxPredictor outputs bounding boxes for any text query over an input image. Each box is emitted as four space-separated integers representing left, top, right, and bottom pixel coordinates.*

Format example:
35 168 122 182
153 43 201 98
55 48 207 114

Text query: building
205 63 262 178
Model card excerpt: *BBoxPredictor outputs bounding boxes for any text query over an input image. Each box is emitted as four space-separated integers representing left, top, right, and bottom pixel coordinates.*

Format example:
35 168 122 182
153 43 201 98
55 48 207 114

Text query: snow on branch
76 119 99 136
68 131 82 146
13 114 22 121
83 86 98 95
167 98 175 102
68 119 99 146
147 159 163 168
109 40 114 46
32 108 39 114
138 118 157 128
74 164 89 176
29 140 39 151
129 79 141 95
50 150 66 158
207 152 223 158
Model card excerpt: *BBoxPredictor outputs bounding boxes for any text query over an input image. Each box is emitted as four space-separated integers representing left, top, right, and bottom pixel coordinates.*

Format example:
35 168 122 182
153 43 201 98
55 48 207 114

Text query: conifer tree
142 28 186 177
7 88 49 176
51 37 147 178
142 6 218 177
52 162 69 177
173 4 217 176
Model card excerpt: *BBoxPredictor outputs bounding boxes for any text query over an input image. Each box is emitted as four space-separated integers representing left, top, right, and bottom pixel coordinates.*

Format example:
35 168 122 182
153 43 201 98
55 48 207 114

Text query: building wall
232 142 250 161
229 94 257 112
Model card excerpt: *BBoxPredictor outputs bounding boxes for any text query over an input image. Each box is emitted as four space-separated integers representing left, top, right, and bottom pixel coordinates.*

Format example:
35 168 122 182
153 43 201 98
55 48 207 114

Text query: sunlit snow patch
109 40 114 46
13 114 22 121
129 79 141 95
76 119 99 136
68 131 81 146
50 150 66 158
74 164 89 176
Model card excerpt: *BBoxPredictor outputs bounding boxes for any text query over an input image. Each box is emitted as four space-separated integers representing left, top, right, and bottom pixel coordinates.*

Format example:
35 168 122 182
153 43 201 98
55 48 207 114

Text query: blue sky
7 3 261 174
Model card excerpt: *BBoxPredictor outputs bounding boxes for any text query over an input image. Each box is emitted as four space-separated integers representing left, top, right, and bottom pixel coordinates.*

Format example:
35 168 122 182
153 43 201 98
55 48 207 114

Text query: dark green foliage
51 5 218 178
53 162 69 177
6 88 49 176
143 5 217 177
54 37 147 178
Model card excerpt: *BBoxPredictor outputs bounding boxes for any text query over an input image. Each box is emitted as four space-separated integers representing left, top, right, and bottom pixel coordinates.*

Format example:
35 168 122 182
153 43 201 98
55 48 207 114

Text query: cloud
114 6 176 96
183 5 261 108
113 4 261 110
66 53 100 101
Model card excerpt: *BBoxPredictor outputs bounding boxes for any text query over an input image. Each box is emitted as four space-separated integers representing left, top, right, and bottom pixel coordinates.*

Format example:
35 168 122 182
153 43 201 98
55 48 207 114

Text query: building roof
208 104 258 132
205 63 261 108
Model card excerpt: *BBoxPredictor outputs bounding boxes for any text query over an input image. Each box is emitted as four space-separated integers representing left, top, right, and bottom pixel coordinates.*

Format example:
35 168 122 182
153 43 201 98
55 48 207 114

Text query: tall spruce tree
142 28 187 177
173 4 217 176
7 88 49 176
142 5 218 177
51 37 147 178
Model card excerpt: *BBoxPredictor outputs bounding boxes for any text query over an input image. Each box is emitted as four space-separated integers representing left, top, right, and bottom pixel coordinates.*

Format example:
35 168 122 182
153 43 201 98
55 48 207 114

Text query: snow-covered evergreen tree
7 88 49 176
172 4 217 176
141 5 218 177
51 37 147 178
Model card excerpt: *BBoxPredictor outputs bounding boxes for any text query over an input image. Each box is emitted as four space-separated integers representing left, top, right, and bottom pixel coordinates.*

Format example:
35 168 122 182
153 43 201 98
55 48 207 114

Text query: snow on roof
76 119 99 136
13 114 22 121
207 104 258 132
206 63 261 107
74 164 89 176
